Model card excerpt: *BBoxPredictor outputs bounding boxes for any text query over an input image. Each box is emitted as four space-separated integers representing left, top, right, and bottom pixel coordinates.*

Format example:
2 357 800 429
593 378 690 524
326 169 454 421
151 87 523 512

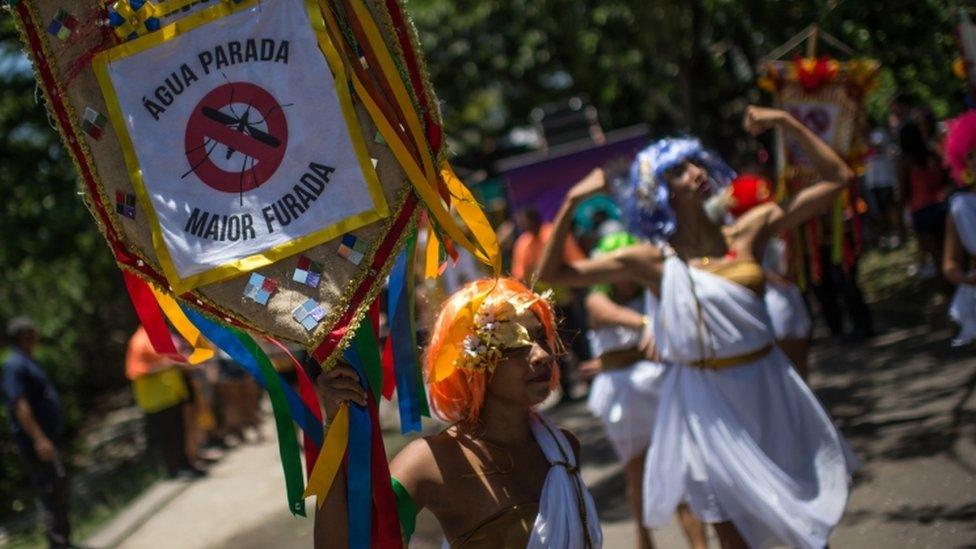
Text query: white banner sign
97 0 387 289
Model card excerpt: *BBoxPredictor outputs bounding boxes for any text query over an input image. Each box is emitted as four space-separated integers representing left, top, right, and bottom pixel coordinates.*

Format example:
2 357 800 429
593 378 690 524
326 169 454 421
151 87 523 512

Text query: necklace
457 429 517 478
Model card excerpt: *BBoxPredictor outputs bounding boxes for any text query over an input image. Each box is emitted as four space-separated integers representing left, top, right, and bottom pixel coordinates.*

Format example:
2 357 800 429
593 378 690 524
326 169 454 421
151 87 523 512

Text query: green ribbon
390 476 416 541
231 329 306 516
352 317 384 402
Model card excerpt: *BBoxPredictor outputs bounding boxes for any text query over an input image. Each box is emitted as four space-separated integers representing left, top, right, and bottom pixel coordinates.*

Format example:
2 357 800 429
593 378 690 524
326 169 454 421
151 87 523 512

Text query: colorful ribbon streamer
351 319 384 403
343 344 372 548
181 306 313 516
149 287 214 365
264 337 323 477
439 163 502 277
390 477 416 541
321 0 500 273
424 223 443 279
388 234 422 433
381 336 396 400
121 270 187 363
180 307 323 446
304 403 349 508
366 389 402 548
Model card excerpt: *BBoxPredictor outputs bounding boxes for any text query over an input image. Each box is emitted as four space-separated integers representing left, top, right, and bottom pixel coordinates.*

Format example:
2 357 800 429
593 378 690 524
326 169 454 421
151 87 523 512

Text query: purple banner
498 125 648 221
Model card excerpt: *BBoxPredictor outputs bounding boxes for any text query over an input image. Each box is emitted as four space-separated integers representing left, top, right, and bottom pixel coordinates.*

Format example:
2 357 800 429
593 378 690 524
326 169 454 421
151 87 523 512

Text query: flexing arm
743 106 854 235
14 397 55 461
535 169 662 288
943 213 976 285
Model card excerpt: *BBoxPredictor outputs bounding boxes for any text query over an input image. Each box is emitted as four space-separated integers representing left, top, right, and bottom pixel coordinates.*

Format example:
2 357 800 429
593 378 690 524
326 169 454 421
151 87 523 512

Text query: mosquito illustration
182 79 292 205
200 106 282 159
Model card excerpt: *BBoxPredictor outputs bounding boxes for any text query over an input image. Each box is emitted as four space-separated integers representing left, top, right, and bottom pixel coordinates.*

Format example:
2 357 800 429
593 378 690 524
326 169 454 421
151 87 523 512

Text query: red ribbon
367 393 402 548
380 336 396 400
121 270 186 362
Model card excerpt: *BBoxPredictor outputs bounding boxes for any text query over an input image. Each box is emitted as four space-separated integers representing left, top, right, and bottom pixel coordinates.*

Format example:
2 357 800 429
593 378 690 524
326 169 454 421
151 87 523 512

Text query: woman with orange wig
314 278 602 548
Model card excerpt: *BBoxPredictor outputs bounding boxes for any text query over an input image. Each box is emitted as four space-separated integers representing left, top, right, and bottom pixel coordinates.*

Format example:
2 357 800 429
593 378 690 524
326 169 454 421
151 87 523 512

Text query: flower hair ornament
611 137 736 242
438 285 555 379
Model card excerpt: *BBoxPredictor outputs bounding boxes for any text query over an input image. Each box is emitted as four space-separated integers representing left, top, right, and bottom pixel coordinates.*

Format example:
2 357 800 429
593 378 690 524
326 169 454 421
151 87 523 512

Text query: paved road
109 318 976 548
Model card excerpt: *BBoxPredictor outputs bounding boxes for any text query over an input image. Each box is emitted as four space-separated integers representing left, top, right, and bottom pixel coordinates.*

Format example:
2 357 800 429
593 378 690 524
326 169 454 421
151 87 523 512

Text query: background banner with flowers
758 46 879 286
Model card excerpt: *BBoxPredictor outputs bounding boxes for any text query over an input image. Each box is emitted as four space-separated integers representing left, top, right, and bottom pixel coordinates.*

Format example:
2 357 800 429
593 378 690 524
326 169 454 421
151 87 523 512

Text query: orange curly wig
423 278 560 424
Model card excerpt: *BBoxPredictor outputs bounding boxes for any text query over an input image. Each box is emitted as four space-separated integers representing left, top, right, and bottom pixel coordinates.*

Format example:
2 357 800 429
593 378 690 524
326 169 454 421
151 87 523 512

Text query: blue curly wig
611 137 736 243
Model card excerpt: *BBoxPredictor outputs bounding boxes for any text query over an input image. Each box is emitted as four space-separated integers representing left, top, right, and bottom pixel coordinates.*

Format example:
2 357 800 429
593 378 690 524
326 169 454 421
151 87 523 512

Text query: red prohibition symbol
184 82 288 193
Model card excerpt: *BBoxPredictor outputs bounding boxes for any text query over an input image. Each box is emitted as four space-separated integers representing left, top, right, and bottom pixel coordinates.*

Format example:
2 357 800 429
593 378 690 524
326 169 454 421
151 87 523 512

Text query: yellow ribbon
425 222 442 279
149 287 215 365
303 403 350 507
346 0 437 184
320 0 501 275
440 163 501 277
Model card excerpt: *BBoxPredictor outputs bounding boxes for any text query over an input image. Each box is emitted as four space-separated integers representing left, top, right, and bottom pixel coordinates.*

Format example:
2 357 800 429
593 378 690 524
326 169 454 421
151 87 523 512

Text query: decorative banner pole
9 0 500 539
757 25 879 288
954 7 976 105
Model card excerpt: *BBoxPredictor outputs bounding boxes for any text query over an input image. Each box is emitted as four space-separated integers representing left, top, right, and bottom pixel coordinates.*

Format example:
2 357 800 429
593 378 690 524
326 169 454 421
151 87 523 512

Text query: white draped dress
586 291 666 461
762 237 812 340
948 192 976 347
643 254 858 549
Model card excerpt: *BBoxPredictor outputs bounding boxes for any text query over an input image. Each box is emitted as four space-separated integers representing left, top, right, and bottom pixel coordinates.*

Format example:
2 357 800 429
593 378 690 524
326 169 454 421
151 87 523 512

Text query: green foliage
0 16 135 520
408 0 964 155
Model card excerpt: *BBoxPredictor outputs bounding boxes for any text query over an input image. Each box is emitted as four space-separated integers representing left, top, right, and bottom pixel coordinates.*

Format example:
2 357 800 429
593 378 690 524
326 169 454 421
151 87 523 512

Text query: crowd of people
124 325 281 482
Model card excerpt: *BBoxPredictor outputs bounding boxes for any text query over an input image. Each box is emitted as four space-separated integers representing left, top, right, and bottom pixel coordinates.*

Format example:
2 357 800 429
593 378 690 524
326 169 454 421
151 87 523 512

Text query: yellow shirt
126 327 189 413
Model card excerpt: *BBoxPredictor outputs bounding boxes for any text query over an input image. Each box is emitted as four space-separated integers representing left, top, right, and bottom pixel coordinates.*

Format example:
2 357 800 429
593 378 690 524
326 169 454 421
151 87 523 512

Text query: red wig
945 110 976 187
728 173 774 218
423 278 560 424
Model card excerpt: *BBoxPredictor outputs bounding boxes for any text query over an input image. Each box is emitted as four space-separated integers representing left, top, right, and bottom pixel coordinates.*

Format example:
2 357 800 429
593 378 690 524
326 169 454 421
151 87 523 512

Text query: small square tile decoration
292 255 323 289
292 299 327 332
243 273 278 306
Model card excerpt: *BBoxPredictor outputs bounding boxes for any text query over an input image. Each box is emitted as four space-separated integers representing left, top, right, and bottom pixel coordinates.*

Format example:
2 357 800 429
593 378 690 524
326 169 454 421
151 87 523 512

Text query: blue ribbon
343 344 372 549
181 306 323 447
388 246 422 433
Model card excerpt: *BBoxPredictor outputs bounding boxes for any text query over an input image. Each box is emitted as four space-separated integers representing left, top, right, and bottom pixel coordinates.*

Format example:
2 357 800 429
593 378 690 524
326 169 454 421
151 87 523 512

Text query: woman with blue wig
537 106 859 549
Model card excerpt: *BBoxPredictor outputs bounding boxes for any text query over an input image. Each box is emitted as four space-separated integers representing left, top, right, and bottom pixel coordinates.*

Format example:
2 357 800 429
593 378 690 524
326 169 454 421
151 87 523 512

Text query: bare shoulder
388 435 445 508
559 428 581 462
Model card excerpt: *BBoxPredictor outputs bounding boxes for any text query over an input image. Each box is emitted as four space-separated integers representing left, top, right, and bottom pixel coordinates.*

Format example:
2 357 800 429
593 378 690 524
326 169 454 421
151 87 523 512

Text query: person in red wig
942 111 976 346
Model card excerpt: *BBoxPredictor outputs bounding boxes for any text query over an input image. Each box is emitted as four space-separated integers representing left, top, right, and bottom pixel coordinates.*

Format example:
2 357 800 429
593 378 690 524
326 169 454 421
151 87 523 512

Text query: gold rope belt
689 344 773 370
597 348 646 370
